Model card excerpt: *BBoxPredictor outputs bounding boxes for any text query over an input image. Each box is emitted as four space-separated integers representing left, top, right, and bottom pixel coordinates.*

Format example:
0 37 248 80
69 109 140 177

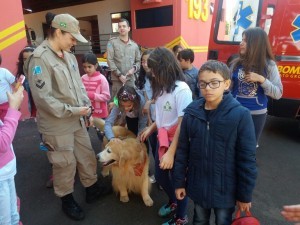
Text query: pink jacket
157 124 178 160
0 108 21 169
81 72 110 118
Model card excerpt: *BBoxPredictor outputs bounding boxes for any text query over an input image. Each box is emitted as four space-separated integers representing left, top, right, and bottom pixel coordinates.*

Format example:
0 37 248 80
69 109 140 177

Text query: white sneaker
149 175 156 184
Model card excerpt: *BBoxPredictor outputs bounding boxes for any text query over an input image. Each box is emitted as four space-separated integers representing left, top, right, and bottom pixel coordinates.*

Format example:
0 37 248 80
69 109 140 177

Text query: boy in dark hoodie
173 60 257 225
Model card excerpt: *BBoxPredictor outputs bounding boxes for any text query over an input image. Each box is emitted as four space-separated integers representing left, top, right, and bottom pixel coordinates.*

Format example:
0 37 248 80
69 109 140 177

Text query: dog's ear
118 142 130 167
119 152 129 167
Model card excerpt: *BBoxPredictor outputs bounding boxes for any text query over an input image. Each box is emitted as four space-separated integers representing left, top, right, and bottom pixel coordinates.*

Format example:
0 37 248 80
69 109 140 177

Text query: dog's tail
93 118 105 132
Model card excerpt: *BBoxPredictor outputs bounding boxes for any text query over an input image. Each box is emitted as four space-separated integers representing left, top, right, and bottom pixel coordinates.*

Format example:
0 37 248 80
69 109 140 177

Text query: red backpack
231 210 260 225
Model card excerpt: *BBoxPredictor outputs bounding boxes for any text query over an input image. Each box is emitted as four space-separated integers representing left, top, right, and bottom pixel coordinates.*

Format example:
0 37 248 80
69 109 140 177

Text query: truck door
267 0 300 118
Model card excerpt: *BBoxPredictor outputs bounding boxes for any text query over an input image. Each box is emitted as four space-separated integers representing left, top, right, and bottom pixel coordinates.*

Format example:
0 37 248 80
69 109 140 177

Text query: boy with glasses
173 60 257 225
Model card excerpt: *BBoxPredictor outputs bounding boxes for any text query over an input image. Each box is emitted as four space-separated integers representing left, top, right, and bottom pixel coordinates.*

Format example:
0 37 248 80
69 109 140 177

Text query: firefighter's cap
51 14 88 43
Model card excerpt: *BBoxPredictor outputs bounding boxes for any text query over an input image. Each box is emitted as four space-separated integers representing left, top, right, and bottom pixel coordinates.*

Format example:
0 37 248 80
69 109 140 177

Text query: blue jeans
193 204 235 225
155 145 188 219
0 177 20 225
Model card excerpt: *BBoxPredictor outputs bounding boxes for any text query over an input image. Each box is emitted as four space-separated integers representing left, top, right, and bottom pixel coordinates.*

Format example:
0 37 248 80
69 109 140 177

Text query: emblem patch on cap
59 22 67 28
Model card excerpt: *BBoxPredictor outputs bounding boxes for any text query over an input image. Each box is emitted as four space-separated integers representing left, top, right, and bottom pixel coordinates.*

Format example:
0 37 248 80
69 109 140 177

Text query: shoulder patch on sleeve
32 66 42 76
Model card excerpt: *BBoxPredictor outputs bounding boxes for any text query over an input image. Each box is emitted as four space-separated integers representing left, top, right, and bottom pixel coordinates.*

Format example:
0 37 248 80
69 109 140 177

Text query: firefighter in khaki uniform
25 12 110 221
107 18 141 100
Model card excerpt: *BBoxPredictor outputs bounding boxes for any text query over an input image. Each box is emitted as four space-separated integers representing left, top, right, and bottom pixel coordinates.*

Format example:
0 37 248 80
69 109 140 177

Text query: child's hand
108 102 115 113
244 72 265 83
140 127 151 142
109 138 122 143
142 100 151 115
147 117 153 126
7 86 24 110
236 201 251 212
281 204 300 222
175 188 186 200
160 150 174 170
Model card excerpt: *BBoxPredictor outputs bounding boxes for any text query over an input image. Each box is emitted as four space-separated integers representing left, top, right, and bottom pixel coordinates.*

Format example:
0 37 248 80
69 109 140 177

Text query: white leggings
0 177 19 225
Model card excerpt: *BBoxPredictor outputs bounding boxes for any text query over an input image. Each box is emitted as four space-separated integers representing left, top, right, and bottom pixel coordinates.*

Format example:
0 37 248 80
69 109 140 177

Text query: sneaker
39 142 48 151
149 175 156 184
162 215 188 225
158 202 177 217
46 175 53 188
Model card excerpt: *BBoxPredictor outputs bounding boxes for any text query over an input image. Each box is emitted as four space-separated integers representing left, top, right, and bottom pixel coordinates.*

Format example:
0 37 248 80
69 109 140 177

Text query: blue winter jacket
173 92 257 208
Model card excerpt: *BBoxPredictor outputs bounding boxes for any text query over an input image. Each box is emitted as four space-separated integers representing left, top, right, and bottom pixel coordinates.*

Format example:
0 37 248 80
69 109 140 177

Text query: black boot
61 193 85 221
86 182 112 204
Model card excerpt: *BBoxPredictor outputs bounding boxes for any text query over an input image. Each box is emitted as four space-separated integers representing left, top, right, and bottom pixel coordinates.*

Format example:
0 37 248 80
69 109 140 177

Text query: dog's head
97 138 146 167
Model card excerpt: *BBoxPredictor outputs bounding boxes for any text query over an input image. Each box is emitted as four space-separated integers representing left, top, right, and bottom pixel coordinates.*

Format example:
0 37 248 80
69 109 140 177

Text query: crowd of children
0 16 289 225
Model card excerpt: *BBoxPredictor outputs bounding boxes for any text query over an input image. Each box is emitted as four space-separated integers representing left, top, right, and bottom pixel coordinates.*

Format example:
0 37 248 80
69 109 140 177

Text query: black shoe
61 194 85 221
86 182 112 204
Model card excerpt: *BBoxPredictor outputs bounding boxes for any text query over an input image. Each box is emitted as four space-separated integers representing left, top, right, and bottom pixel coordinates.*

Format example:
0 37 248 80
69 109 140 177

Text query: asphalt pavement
13 116 300 225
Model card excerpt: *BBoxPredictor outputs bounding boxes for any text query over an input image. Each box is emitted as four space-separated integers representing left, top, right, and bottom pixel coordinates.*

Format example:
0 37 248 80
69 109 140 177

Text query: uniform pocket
236 95 263 107
52 64 73 90
47 150 75 168
43 134 75 167
43 133 74 151
115 47 123 58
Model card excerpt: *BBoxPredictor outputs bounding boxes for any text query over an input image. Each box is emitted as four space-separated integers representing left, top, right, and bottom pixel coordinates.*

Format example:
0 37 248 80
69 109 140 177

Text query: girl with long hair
141 47 192 225
230 27 283 145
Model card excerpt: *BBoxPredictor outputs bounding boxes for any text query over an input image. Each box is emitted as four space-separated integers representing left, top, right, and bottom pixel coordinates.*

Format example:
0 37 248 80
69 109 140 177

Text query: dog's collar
133 154 147 177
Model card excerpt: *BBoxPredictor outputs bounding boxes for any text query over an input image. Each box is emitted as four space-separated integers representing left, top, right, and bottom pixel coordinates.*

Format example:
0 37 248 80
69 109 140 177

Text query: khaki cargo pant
43 126 97 197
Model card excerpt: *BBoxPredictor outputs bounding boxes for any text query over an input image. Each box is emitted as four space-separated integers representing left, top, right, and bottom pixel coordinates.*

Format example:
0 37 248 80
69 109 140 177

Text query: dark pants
193 204 235 225
251 113 267 144
126 116 139 136
148 130 157 158
155 143 188 219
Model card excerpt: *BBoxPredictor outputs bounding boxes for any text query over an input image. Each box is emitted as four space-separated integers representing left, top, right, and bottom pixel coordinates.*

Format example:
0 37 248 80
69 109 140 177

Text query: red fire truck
208 0 300 119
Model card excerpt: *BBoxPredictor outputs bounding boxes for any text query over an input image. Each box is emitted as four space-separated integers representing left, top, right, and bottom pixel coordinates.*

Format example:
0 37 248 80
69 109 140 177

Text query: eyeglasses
198 80 225 89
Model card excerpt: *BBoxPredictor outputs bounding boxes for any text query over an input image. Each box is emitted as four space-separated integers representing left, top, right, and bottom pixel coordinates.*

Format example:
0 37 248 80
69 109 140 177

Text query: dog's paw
143 196 153 207
120 195 129 203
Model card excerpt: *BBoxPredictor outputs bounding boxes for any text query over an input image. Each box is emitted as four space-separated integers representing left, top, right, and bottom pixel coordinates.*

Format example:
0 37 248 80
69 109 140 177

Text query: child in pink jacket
0 86 24 225
81 53 110 121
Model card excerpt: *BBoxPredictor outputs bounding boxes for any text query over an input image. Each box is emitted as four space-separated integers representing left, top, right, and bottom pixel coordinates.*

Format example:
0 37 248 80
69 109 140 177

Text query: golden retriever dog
92 117 137 177
97 138 153 207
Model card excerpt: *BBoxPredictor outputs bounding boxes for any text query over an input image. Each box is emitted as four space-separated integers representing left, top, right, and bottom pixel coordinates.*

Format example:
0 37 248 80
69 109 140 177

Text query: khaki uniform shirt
25 40 90 135
106 37 141 87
